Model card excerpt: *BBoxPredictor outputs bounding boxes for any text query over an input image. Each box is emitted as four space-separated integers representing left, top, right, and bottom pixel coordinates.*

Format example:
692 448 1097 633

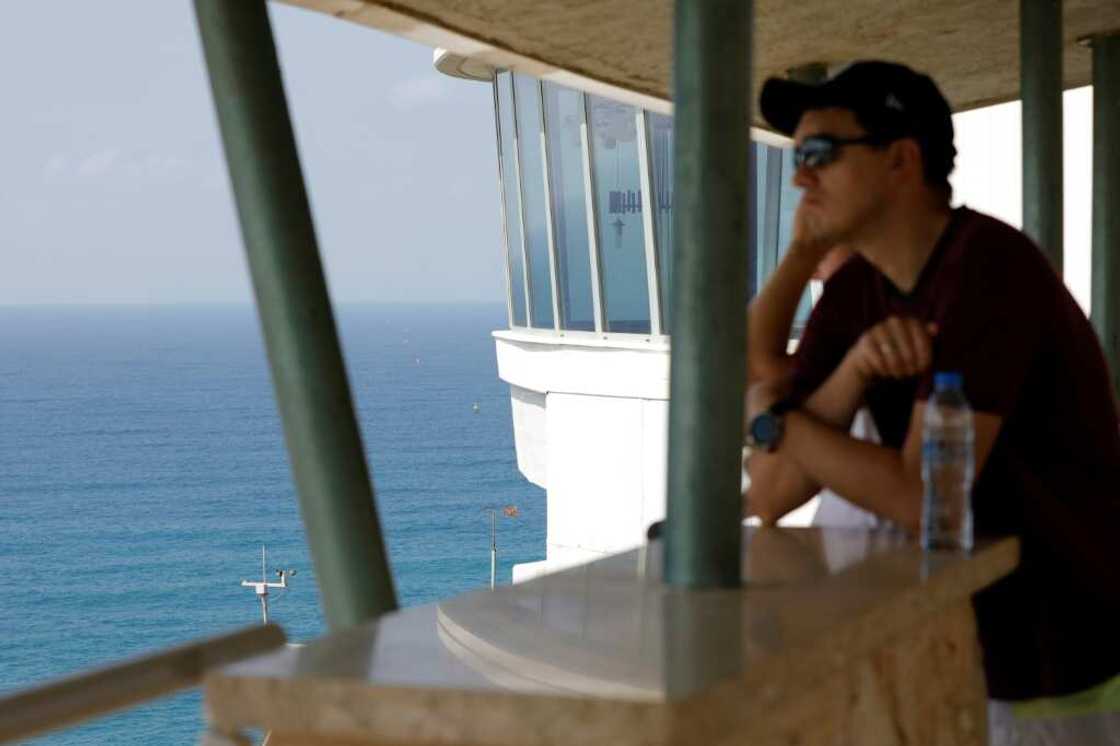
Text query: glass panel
776 148 801 252
588 95 651 334
753 144 766 285
542 82 595 331
647 112 674 333
755 144 781 288
513 75 554 329
642 124 772 332
495 72 527 327
775 148 813 330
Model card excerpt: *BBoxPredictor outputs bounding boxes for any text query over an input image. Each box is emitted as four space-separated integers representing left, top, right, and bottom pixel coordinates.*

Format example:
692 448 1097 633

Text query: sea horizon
0 302 543 744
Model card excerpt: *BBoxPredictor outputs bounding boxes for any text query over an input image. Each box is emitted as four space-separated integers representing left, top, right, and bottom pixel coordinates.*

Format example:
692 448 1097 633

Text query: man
743 61 1120 739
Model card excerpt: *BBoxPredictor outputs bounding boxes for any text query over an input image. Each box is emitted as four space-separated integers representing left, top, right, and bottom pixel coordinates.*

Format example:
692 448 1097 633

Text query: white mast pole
490 510 497 590
260 546 269 624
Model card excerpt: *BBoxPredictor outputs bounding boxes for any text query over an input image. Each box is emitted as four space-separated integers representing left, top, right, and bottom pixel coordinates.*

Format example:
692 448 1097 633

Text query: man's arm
746 243 825 382
741 238 839 522
746 316 940 524
780 403 1003 532
745 345 870 522
742 203 857 522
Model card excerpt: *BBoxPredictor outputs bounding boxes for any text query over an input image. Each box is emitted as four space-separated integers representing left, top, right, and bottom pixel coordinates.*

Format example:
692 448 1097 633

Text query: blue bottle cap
933 371 963 390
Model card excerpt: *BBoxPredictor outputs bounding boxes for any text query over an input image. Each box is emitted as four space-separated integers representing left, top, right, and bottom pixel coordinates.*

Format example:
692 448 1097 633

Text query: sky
0 1 504 305
0 3 1096 310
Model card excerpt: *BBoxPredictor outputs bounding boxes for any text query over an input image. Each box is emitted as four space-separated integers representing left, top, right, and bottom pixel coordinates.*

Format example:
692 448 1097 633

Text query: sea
0 303 545 745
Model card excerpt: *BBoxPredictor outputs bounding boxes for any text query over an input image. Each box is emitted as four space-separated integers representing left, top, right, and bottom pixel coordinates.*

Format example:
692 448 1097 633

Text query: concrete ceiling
280 0 1117 122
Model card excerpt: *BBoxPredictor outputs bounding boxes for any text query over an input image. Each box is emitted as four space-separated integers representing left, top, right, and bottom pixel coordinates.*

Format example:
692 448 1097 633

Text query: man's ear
888 138 924 184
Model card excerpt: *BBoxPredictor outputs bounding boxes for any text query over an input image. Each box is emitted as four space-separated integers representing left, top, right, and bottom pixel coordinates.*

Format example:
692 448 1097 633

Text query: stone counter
204 527 1019 745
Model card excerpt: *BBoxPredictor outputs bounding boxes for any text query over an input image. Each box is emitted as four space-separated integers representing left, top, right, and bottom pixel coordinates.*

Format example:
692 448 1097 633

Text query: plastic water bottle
921 372 974 551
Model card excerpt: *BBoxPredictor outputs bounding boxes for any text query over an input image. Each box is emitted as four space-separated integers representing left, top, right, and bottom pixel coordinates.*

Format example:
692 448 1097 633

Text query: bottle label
923 437 959 460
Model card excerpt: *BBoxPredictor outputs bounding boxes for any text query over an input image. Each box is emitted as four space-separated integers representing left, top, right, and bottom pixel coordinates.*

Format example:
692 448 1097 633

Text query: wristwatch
746 398 795 452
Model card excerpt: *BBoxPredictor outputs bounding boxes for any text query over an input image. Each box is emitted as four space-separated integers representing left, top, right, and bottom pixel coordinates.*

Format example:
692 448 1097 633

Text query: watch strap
770 395 797 417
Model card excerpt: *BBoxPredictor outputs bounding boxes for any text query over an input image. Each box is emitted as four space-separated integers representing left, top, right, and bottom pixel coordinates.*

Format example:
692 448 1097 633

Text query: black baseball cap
759 61 956 183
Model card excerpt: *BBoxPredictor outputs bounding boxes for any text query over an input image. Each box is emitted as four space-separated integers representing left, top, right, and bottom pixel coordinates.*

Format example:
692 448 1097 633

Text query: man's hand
789 200 839 261
790 197 855 262
848 316 938 382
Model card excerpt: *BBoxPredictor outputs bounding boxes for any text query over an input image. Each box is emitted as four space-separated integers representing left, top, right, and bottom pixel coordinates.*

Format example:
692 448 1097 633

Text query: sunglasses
792 133 893 170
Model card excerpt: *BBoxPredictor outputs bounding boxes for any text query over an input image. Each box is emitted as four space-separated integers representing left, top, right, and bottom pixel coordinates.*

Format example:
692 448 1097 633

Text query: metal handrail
0 623 285 744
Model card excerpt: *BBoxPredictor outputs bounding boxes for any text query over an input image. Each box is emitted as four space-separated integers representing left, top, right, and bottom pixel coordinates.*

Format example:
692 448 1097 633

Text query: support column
788 62 828 85
664 0 753 587
1020 0 1064 272
1091 33 1120 399
193 0 397 629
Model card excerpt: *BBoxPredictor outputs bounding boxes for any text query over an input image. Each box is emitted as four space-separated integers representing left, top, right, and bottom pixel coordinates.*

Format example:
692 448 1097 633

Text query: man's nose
792 162 816 190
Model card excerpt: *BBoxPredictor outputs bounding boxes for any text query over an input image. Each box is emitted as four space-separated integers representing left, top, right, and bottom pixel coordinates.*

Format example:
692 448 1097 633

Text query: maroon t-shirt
790 207 1120 699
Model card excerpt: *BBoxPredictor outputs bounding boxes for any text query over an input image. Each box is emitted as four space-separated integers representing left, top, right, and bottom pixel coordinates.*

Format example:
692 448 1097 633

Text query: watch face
750 413 780 446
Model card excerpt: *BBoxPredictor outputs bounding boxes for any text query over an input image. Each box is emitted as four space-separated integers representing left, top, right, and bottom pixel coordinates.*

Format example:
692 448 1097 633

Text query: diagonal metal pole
1091 33 1120 400
193 0 397 629
1020 0 1064 273
664 0 753 587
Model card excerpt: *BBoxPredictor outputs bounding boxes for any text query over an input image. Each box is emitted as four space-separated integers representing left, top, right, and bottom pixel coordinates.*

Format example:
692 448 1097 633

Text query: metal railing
0 624 285 744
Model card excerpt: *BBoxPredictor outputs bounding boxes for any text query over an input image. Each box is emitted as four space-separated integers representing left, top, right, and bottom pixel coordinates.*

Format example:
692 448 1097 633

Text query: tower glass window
492 72 808 337
646 112 674 332
513 74 555 329
542 82 595 331
775 148 812 332
495 71 527 327
588 95 651 334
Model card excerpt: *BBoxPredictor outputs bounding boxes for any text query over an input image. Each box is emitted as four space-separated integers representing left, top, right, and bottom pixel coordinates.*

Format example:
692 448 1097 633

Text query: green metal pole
1092 33 1120 400
664 0 752 588
787 62 828 85
1020 0 1063 272
193 0 397 629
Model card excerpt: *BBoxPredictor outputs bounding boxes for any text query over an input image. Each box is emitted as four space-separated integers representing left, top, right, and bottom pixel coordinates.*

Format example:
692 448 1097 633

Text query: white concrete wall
495 331 670 581
510 386 547 488
545 393 668 556
492 330 670 400
950 86 1093 312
